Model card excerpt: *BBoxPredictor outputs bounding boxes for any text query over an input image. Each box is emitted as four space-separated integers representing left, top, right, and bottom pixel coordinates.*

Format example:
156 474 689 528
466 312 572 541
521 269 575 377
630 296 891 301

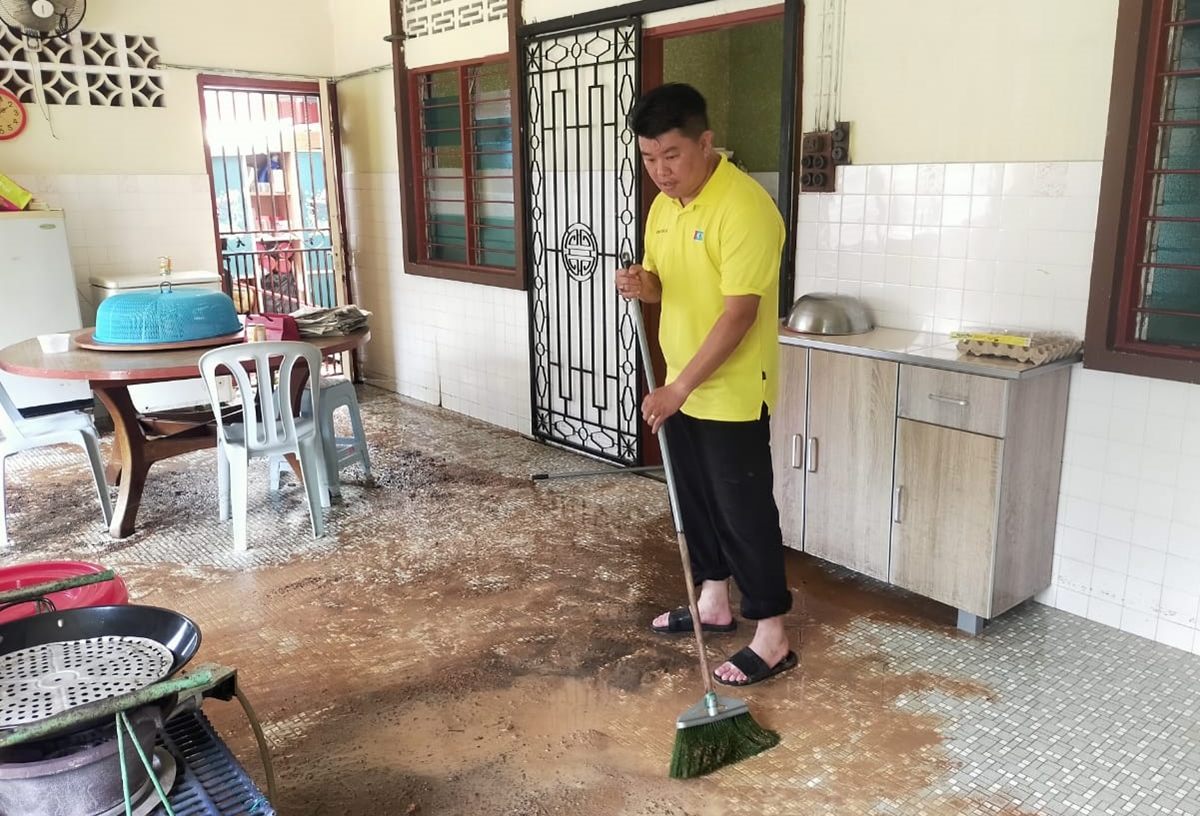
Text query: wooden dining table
0 328 370 539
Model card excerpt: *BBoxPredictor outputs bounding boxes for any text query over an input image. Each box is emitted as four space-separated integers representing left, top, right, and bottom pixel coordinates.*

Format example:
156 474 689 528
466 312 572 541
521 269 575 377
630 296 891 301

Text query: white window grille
404 0 507 39
0 27 163 107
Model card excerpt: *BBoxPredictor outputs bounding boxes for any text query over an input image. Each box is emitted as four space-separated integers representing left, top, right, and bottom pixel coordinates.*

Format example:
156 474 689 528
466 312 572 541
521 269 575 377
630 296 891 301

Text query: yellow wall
335 70 399 175
2 0 1125 177
808 0 1120 164
330 0 393 77
3 0 332 174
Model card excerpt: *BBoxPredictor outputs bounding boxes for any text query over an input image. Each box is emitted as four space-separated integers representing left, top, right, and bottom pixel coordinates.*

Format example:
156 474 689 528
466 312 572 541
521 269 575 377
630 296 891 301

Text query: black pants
663 405 793 621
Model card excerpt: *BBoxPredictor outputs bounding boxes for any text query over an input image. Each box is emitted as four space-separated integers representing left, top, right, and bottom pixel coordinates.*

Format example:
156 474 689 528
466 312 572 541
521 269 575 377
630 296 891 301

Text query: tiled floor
2 385 1199 815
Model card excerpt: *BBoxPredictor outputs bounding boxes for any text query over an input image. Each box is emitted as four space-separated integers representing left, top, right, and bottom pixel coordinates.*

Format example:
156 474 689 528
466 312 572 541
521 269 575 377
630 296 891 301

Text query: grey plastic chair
269 376 372 500
0 380 112 543
198 341 327 551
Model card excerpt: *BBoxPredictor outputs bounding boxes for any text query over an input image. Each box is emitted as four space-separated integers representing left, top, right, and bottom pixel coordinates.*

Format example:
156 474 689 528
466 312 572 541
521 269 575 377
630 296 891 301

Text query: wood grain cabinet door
770 346 807 551
890 418 1001 616
803 350 898 581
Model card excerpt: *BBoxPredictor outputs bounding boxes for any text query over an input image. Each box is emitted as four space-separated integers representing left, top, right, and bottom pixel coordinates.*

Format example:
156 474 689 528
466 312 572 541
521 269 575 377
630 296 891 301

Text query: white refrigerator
0 209 93 413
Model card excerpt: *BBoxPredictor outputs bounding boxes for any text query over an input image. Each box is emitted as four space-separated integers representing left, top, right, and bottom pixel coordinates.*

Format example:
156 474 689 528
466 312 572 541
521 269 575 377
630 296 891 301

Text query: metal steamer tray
0 605 202 735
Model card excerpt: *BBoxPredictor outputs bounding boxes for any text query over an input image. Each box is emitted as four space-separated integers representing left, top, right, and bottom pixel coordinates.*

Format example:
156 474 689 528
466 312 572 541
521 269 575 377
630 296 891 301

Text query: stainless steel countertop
778 325 1081 379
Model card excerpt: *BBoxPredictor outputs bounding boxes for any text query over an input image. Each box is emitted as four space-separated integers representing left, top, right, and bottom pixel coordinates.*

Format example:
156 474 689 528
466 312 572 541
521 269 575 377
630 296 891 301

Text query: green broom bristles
669 712 781 779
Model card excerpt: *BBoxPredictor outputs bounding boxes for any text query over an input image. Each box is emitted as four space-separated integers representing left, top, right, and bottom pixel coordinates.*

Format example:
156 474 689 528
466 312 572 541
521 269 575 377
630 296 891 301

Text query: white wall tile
890 165 918 195
794 159 1200 655
941 196 972 227
1127 545 1168 583
944 164 973 195
1163 555 1200 592
346 171 531 434
1132 513 1172 554
1054 586 1089 617
1158 588 1199 626
840 165 867 195
1057 556 1092 593
1097 506 1135 544
1058 525 1097 562
1087 597 1123 628
866 166 892 195
889 196 916 227
1156 620 1196 652
1094 535 1132 575
842 195 866 224
1069 401 1111 440
916 164 945 195
1120 608 1159 640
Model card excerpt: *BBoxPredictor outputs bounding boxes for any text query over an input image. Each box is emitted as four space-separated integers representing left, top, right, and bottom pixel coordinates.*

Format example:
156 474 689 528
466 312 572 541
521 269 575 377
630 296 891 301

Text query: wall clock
0 89 28 140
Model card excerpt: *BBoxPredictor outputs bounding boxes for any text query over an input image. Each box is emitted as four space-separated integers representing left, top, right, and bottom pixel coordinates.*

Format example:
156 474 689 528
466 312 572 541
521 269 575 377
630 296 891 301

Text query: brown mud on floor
3 388 1003 815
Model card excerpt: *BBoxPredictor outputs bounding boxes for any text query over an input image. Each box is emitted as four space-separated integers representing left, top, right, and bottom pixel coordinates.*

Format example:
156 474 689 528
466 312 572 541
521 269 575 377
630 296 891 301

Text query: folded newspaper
290 305 371 337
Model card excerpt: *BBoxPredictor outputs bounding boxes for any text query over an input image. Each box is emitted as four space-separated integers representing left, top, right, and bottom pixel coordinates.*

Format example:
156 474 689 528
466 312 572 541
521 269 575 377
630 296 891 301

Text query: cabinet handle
790 434 804 469
806 437 818 473
892 486 903 523
928 393 968 407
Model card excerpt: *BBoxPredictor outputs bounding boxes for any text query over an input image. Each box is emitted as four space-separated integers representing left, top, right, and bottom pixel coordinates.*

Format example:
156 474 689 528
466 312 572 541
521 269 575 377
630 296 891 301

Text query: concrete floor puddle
2 385 1198 815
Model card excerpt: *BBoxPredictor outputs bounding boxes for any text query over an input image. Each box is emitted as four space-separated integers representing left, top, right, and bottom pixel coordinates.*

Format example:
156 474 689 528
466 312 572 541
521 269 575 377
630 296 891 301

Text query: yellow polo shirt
643 155 785 421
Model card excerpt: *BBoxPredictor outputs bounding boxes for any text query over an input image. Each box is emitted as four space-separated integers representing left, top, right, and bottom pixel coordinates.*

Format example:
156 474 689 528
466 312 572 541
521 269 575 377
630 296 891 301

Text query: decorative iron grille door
523 19 642 465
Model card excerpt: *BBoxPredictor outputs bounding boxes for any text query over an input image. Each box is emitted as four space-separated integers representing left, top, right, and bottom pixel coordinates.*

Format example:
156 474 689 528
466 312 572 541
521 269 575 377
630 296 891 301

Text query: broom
626 268 780 778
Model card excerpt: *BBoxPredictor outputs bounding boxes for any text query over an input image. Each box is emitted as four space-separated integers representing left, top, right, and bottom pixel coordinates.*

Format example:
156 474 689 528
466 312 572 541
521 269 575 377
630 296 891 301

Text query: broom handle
628 275 715 696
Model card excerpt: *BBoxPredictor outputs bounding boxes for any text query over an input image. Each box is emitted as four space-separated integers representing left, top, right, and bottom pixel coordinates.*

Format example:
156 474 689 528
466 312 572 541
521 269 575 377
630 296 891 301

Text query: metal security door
523 19 642 465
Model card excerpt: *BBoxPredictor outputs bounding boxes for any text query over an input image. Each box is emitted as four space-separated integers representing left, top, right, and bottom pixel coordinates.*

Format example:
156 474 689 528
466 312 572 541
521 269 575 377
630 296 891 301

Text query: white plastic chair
198 341 327 551
0 380 113 543
269 377 372 500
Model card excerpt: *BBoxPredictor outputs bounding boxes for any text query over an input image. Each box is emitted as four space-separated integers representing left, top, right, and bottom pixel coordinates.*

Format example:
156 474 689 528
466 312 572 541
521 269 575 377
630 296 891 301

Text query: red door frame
637 4 790 464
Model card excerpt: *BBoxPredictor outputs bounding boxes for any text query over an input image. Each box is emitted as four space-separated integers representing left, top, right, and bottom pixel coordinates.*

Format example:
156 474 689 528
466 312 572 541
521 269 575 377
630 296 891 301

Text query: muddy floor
1 386 1075 815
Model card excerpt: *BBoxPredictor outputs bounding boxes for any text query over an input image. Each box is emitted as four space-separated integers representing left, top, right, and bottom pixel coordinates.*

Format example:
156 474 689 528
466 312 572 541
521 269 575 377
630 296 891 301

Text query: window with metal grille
407 58 517 280
1089 0 1200 381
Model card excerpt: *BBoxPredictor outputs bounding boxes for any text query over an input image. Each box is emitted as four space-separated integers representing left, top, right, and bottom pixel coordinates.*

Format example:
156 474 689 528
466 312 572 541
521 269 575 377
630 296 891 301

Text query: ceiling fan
0 0 87 43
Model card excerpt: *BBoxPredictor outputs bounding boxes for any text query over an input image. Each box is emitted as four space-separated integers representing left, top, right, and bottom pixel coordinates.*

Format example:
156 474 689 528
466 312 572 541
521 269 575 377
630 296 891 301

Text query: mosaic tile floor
2 386 1198 815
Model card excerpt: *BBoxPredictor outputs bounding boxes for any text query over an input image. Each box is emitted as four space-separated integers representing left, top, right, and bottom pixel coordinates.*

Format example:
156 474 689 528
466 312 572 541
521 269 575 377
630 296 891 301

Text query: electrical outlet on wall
832 121 851 165
800 132 835 193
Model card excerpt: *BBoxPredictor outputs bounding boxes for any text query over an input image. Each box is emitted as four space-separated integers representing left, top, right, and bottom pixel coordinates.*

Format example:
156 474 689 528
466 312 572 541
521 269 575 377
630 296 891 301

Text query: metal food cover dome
94 287 242 344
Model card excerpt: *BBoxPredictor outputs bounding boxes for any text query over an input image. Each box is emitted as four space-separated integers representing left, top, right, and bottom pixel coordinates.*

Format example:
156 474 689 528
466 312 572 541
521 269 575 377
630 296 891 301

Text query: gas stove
0 574 275 816
0 664 275 816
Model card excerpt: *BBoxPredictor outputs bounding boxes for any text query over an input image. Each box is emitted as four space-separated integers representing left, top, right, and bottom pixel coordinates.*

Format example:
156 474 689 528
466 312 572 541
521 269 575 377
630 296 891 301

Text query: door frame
640 1 802 314
516 0 803 465
197 74 356 377
520 0 803 309
637 3 802 463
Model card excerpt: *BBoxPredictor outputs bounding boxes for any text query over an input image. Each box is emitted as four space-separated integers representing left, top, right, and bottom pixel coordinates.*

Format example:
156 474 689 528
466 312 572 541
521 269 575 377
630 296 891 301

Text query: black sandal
650 607 737 635
713 647 798 686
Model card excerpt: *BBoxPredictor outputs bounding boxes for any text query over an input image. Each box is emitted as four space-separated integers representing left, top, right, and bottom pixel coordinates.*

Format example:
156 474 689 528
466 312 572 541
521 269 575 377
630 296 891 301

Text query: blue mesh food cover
94 289 243 345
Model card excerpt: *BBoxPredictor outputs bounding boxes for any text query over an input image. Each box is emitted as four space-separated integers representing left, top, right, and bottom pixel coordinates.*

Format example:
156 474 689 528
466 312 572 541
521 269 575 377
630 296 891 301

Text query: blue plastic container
94 288 242 344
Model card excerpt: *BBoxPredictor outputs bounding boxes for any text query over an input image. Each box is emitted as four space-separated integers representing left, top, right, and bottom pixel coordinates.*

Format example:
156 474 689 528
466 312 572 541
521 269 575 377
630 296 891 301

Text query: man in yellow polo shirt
616 83 796 686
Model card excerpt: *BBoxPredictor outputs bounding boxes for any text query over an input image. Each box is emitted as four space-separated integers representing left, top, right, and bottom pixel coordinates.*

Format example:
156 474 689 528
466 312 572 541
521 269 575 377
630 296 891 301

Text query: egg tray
956 333 1082 366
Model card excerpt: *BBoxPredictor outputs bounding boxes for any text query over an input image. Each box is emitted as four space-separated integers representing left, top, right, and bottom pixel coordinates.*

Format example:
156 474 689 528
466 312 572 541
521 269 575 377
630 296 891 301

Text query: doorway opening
644 11 787 210
198 77 347 317
520 3 797 466
636 6 790 463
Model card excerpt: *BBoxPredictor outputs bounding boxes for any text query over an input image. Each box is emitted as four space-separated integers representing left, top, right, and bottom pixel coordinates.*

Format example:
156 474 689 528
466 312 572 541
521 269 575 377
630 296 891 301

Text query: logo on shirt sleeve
692 230 704 242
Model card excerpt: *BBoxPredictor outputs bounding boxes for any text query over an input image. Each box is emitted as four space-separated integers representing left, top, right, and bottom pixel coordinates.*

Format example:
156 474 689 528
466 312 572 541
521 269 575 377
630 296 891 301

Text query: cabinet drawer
898 366 1008 437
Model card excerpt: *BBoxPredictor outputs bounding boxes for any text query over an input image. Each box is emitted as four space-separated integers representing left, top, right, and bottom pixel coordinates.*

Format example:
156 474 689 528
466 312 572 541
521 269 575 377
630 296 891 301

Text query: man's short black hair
628 83 709 140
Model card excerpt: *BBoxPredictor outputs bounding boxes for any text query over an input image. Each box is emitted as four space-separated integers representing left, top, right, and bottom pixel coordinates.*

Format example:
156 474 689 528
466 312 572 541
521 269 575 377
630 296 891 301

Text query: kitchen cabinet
773 329 1074 634
891 365 1069 632
772 347 897 582
804 350 897 581
890 418 1001 625
770 346 807 551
